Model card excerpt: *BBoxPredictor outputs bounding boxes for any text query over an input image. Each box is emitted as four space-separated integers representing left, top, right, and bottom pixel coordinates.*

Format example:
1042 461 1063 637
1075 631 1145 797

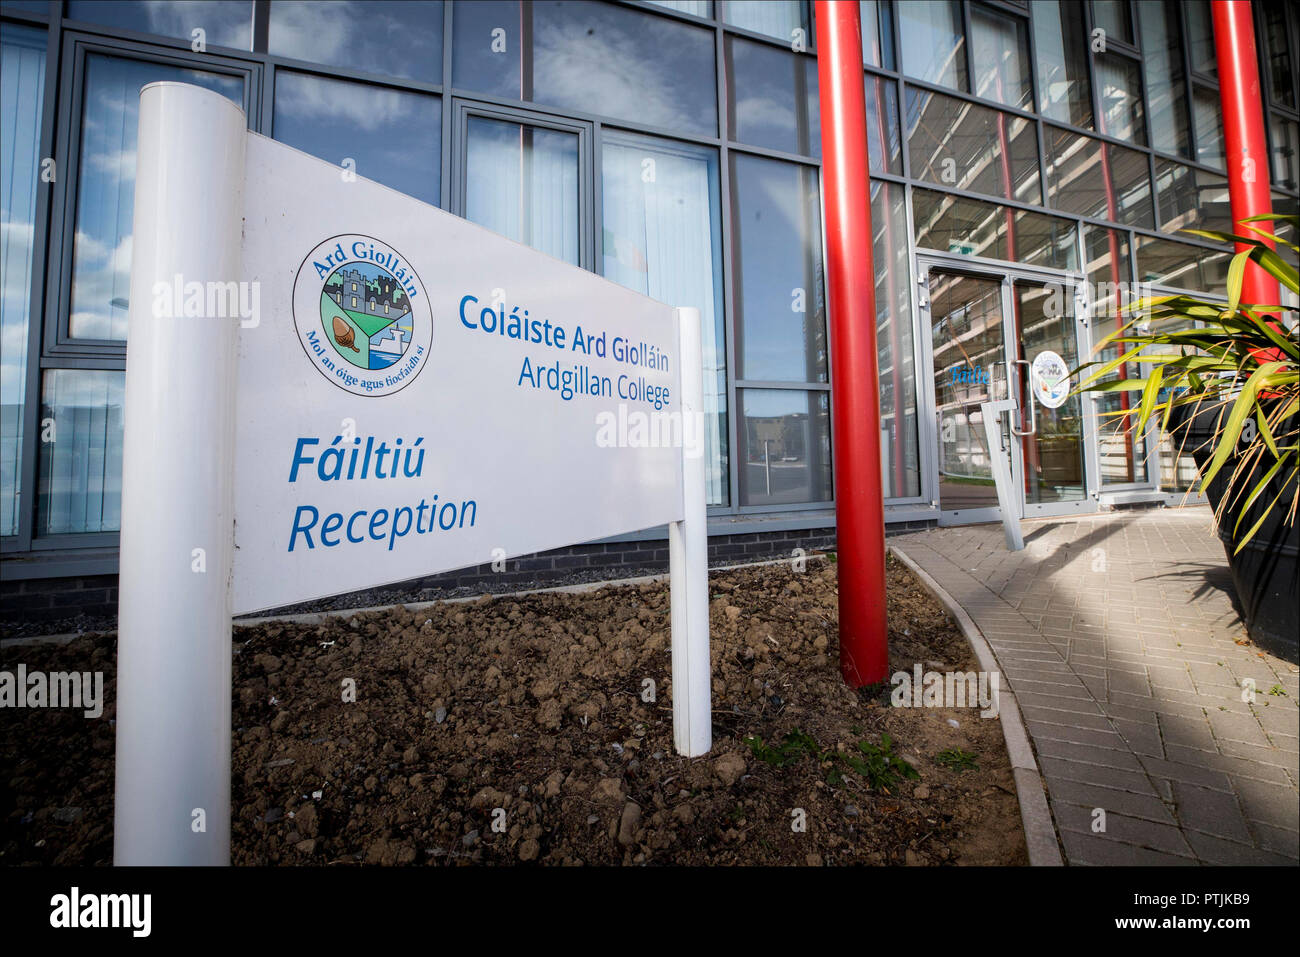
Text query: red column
815 0 888 687
1212 0 1279 308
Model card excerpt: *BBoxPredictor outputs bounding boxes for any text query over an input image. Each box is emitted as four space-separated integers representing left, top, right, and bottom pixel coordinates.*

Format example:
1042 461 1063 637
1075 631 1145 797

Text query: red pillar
815 0 888 687
1212 0 1279 308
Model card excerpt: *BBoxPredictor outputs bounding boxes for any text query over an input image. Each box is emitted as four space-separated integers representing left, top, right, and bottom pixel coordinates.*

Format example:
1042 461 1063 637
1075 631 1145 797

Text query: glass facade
1 0 1295 572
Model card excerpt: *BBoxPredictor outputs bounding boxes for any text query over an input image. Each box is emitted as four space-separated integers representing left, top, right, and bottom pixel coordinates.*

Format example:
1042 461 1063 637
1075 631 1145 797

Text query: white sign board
114 83 712 866
232 134 685 616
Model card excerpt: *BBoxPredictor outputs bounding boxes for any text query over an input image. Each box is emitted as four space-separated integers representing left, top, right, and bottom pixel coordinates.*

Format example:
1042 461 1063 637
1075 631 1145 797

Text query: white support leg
114 83 247 865
980 398 1024 552
669 307 712 757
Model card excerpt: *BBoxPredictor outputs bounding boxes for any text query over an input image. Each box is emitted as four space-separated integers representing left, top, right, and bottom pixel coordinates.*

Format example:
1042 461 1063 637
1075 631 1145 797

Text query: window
1 24 44 536
68 0 253 50
737 390 831 506
1094 52 1146 145
725 35 819 157
273 72 441 206
872 181 920 498
865 75 902 175
730 153 826 384
1044 128 1152 228
601 132 727 505
1192 88 1225 169
905 88 1041 205
68 55 244 342
1031 0 1093 128
1138 0 1191 158
723 0 809 45
912 188 1077 271
1270 116 1299 193
37 370 124 535
898 0 967 93
647 1 713 17
1091 0 1133 46
531 1 718 137
861 0 896 71
268 1 443 83
1260 3 1297 110
1136 235 1230 293
452 0 526 100
1184 0 1216 78
970 5 1032 111
1154 159 1231 235
464 116 581 266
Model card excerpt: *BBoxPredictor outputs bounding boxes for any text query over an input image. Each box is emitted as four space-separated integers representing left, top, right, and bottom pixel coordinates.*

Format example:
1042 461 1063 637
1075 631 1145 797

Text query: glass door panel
928 271 1010 513
1011 280 1086 504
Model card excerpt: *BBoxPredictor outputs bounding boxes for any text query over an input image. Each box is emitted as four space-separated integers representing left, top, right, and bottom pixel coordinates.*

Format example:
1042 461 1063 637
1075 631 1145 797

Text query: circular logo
1030 349 1071 409
293 235 432 396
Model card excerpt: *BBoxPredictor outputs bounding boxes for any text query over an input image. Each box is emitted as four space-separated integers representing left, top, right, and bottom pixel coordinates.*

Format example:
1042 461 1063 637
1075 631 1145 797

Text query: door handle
1011 358 1036 437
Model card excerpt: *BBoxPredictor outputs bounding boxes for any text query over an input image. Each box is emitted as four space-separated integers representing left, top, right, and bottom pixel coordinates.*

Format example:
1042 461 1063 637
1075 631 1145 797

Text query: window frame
43 32 261 359
450 99 595 270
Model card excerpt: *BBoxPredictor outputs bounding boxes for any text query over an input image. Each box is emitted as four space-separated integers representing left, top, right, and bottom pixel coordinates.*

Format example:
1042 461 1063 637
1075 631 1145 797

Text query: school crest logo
293 234 432 396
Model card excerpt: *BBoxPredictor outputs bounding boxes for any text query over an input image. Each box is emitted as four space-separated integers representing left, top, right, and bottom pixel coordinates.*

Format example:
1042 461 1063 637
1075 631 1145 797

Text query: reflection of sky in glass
724 1 807 43
38 370 125 535
452 0 523 99
532 1 716 137
68 1 253 50
69 56 243 341
273 72 441 206
1 25 44 535
731 153 826 383
727 36 819 157
268 1 443 84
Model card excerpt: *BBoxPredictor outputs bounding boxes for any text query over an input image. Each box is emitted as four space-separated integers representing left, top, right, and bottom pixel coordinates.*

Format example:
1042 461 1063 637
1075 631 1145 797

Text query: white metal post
980 398 1025 551
114 83 247 865
668 307 712 757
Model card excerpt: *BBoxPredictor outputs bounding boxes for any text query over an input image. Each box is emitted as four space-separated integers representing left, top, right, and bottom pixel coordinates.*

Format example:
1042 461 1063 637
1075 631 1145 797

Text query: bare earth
1 556 1027 866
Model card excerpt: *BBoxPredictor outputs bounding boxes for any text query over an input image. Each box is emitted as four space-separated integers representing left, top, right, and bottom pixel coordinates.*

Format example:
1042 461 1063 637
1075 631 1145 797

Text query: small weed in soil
935 749 980 772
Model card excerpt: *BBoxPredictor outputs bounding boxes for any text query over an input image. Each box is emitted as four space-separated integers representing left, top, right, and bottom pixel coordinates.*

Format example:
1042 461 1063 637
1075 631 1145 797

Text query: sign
234 135 686 615
1030 349 1070 409
114 82 712 866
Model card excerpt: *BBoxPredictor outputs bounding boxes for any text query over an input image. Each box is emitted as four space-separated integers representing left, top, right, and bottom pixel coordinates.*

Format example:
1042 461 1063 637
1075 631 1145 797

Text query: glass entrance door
928 271 1011 520
922 261 1094 525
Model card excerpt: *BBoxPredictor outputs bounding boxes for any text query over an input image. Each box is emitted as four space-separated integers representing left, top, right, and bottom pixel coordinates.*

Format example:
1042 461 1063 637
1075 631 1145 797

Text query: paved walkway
892 507 1299 866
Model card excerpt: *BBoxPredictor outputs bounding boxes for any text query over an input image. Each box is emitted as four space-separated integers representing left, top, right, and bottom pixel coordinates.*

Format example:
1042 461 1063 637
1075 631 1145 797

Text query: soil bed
2 556 1027 866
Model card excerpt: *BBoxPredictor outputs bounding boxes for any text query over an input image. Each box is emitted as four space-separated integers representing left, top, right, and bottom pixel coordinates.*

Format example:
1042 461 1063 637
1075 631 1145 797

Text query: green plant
744 728 920 792
744 729 821 767
1074 214 1299 550
838 733 921 791
936 748 979 771
1269 684 1288 697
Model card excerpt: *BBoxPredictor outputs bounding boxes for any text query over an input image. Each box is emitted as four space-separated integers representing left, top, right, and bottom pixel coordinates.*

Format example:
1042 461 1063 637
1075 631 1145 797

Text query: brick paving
892 506 1299 866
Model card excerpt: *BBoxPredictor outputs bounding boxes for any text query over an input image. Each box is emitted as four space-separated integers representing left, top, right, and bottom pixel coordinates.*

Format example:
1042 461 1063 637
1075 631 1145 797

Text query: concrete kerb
889 543 1066 867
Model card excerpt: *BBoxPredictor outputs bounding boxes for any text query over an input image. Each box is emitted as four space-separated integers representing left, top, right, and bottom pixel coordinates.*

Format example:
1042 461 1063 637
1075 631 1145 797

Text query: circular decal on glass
293 235 432 396
1030 349 1070 409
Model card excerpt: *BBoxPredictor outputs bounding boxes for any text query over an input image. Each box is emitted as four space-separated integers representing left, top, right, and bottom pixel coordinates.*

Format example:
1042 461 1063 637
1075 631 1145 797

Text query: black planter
1167 402 1299 661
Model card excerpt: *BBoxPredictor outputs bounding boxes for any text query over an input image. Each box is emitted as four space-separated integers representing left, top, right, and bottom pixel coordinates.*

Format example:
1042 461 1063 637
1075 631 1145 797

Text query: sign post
114 84 245 865
668 307 711 758
115 82 711 865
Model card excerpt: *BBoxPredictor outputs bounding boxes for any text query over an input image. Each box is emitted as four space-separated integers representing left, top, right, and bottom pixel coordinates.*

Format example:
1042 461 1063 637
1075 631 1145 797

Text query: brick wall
1 520 937 627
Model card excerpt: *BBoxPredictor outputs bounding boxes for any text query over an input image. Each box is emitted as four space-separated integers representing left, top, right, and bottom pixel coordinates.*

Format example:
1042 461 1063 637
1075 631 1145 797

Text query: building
2 0 1298 621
